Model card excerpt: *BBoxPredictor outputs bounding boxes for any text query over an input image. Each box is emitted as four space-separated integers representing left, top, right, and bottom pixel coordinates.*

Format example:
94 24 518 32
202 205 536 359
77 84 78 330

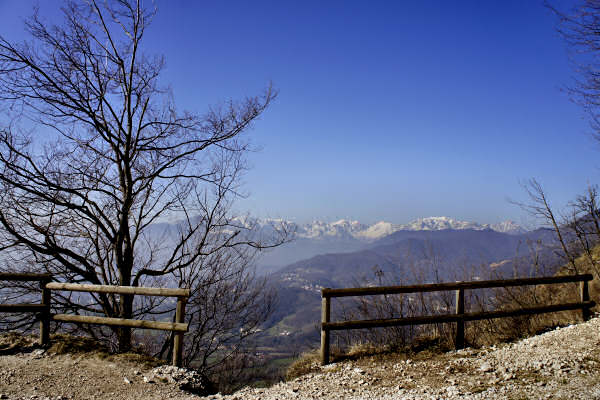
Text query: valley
247 217 565 371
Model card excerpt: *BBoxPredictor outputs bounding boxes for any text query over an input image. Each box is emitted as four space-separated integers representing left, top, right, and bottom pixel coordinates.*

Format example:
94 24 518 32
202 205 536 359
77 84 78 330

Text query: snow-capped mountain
283 216 525 242
250 216 527 272
185 215 525 241
489 220 526 235
396 216 483 232
392 216 526 235
299 219 368 239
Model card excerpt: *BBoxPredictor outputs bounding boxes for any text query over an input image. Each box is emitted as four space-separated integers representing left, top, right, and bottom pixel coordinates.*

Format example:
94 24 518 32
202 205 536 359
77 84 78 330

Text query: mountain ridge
257 216 526 242
254 217 527 268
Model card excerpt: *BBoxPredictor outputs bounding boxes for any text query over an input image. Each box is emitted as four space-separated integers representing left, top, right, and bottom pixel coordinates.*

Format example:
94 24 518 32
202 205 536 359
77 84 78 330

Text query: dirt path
0 335 196 400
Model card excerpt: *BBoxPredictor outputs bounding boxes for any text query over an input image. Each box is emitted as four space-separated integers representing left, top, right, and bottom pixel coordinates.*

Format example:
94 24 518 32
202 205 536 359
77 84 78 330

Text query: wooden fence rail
0 273 52 345
0 276 190 366
320 274 595 365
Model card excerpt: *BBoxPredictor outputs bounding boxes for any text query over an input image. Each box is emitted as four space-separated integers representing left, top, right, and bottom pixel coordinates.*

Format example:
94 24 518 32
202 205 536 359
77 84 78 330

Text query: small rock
479 362 494 372
502 373 514 381
446 385 460 396
32 349 45 359
123 377 131 384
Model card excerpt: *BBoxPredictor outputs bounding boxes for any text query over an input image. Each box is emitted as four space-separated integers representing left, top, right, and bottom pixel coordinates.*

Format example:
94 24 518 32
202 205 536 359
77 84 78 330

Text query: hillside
258 228 564 354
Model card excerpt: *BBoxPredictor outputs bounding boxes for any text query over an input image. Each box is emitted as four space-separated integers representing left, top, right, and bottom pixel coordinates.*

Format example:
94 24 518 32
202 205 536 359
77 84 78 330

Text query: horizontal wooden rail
48 283 190 366
52 314 189 332
0 274 190 366
0 273 52 346
323 301 595 331
320 274 595 365
0 303 49 313
46 282 190 297
0 273 52 281
322 274 593 298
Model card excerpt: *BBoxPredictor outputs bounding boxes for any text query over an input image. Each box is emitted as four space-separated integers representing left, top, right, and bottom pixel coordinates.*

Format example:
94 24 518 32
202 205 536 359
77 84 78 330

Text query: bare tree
0 0 285 359
515 2 600 280
515 178 600 280
548 0 600 141
514 179 579 272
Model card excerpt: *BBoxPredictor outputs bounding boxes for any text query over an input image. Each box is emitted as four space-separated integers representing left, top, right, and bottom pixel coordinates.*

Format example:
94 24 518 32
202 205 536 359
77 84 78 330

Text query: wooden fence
320 274 595 365
0 273 52 345
0 274 190 366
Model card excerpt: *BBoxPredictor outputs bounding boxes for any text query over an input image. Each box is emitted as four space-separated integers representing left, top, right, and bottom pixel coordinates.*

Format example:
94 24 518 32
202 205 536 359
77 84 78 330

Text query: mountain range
255 216 527 269
266 216 525 240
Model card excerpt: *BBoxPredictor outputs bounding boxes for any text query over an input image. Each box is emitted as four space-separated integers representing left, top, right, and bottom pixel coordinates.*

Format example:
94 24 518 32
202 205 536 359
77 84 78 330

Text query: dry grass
49 334 164 368
48 333 110 355
285 350 321 380
0 332 164 369
466 247 600 348
285 335 454 381
286 247 600 382
0 332 40 354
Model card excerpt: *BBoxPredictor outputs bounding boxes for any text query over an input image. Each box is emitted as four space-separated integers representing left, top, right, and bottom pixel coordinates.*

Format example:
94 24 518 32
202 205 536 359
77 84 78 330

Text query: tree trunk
117 293 134 352
117 254 134 352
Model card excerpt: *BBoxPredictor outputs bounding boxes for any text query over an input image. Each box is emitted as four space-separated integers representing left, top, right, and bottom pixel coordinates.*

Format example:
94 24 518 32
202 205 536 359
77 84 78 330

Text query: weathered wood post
321 289 331 365
581 279 591 322
455 288 465 350
173 296 187 367
40 278 51 346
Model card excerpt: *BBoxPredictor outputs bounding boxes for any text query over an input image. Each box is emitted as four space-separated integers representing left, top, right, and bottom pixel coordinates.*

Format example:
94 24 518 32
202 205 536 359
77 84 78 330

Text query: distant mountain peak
257 216 527 242
398 216 483 231
489 220 526 234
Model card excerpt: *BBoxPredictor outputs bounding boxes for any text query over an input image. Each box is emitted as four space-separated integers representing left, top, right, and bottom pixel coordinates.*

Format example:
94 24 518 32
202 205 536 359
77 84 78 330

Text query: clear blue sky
0 1 597 226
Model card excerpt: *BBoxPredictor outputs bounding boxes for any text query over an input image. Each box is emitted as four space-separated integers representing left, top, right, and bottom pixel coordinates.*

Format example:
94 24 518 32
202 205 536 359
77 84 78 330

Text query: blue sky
0 1 597 227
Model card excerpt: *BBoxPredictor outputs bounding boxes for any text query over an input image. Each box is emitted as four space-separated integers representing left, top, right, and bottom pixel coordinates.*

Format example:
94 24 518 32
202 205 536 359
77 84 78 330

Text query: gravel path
1 317 599 399
0 345 197 399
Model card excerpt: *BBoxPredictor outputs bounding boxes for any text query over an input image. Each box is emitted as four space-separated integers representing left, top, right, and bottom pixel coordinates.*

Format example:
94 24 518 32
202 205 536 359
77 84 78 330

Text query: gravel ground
208 317 600 400
0 338 198 400
1 317 600 399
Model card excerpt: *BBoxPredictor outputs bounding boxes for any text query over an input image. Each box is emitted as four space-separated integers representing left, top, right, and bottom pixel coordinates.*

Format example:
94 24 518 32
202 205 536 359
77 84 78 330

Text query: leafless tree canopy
549 0 600 139
518 2 600 279
515 179 600 280
0 0 284 361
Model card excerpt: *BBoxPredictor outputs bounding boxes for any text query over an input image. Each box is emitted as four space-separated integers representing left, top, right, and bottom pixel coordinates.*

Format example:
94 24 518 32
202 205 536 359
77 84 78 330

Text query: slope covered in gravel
0 317 599 399
207 317 600 400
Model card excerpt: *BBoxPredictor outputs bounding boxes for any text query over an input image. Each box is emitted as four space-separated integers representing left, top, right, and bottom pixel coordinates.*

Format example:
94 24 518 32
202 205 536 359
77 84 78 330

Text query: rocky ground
0 334 200 400
209 316 600 400
1 317 600 399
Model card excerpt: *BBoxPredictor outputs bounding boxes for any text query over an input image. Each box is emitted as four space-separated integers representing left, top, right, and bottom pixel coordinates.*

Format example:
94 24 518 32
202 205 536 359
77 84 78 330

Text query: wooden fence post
172 296 187 367
581 279 591 322
321 291 331 365
455 288 465 350
40 279 51 346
